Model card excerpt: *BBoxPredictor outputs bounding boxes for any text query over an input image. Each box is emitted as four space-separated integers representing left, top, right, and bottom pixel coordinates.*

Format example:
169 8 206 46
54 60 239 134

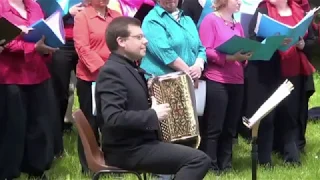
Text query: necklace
217 12 235 30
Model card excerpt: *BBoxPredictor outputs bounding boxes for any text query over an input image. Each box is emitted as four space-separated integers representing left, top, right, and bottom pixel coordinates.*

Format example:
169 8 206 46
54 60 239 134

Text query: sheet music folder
23 11 65 48
0 17 22 44
216 35 285 60
37 0 82 17
243 80 294 129
134 3 154 22
194 80 206 116
254 6 320 51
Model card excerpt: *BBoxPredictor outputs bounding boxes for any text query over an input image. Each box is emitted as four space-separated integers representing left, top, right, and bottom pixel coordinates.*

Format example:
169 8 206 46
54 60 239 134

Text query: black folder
0 17 22 45
134 3 154 22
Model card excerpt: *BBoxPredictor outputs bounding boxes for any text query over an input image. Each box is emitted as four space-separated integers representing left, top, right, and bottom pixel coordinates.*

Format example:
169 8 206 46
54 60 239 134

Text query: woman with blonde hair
199 0 251 173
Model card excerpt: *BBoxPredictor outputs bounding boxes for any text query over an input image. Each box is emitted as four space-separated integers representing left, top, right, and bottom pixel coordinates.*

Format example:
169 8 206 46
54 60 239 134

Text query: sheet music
194 80 206 116
46 11 65 44
243 80 294 128
92 82 97 116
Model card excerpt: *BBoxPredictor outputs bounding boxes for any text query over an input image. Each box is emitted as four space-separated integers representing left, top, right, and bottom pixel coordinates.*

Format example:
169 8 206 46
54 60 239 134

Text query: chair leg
143 173 147 180
92 172 101 180
133 172 143 180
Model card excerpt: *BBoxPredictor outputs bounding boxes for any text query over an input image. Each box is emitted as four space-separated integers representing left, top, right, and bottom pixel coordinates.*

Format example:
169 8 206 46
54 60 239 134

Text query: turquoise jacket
140 4 206 79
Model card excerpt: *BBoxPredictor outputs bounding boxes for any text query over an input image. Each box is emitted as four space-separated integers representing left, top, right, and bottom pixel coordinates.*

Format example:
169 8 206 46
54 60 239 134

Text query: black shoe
284 160 301 167
209 166 221 176
259 162 273 169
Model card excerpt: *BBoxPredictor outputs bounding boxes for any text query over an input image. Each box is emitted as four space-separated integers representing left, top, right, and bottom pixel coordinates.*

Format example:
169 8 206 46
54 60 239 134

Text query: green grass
33 74 320 179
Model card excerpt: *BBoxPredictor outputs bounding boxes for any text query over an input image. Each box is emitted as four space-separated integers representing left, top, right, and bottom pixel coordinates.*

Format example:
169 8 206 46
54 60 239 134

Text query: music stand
243 117 261 180
242 79 294 180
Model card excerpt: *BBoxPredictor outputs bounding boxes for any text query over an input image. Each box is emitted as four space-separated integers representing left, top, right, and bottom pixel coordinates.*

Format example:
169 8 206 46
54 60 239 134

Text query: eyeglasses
128 34 145 40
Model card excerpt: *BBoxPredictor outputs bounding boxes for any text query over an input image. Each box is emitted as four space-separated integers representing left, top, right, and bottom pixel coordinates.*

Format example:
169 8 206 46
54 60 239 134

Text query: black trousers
0 80 56 179
76 78 100 173
105 141 211 180
49 40 78 133
273 76 306 164
199 80 244 171
296 74 314 152
247 76 302 165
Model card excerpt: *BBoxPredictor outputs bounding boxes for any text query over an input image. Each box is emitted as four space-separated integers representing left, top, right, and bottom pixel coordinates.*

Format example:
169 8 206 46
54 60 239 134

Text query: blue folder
216 35 286 60
23 11 65 48
37 0 82 17
254 11 315 51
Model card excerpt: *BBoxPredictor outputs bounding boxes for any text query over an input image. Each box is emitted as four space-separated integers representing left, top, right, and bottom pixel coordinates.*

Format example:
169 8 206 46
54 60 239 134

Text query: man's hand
151 96 171 121
69 3 84 16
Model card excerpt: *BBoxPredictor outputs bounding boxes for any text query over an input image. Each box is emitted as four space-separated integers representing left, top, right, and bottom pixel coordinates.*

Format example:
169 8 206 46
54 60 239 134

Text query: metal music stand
242 79 294 180
243 117 261 180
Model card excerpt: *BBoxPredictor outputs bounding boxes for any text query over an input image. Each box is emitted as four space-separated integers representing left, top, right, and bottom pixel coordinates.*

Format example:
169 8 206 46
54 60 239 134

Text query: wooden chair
72 110 146 180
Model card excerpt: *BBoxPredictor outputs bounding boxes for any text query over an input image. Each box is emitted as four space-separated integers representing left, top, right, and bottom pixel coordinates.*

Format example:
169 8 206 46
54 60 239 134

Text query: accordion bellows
148 71 200 144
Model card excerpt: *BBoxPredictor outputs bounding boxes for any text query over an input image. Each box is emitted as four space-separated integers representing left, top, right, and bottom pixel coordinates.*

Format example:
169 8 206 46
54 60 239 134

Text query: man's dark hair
106 17 142 51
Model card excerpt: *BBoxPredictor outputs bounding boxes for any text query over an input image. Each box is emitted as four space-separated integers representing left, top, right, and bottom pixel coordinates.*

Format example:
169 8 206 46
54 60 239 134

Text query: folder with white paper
254 6 320 51
23 11 66 48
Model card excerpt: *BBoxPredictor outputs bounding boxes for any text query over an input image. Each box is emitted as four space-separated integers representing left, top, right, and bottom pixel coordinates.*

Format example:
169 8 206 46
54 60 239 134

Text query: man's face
123 25 148 60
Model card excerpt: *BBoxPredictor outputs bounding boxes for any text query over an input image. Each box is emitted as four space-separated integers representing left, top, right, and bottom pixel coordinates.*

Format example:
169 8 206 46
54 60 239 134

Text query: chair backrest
72 110 106 172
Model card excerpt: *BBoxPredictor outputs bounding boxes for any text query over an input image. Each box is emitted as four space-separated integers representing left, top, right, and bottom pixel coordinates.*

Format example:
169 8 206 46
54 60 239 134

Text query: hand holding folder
34 36 59 55
227 50 253 61
216 35 285 61
254 6 320 51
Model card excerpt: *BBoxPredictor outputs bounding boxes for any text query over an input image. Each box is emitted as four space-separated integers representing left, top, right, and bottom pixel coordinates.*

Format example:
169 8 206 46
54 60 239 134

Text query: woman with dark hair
246 0 316 166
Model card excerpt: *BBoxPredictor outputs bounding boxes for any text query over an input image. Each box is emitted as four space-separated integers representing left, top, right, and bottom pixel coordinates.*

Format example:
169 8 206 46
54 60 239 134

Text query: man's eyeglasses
128 34 145 40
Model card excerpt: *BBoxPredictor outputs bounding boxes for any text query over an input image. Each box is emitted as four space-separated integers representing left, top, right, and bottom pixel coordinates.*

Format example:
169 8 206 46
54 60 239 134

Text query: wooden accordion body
148 71 200 147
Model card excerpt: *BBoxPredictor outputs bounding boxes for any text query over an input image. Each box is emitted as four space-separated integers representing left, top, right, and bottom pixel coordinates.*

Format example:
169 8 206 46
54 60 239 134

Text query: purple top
199 13 246 84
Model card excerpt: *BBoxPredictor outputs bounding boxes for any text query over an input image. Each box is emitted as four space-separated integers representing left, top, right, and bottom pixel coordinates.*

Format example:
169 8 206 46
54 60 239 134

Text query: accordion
148 71 200 148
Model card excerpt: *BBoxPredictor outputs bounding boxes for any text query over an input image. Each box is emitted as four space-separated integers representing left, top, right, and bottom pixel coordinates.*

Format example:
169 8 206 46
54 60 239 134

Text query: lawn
38 74 320 179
